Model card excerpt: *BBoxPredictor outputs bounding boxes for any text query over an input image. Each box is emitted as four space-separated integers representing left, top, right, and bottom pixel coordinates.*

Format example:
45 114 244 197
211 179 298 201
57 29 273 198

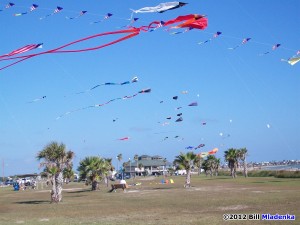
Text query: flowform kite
56 88 151 120
66 10 87 20
228 38 251 50
75 76 138 95
0 14 208 71
131 2 187 13
40 6 63 20
14 4 38 16
198 148 218 158
281 51 300 66
287 56 300 66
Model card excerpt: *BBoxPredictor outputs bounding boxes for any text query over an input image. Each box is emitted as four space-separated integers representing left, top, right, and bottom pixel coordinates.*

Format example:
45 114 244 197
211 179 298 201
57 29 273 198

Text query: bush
275 170 300 178
217 170 300 178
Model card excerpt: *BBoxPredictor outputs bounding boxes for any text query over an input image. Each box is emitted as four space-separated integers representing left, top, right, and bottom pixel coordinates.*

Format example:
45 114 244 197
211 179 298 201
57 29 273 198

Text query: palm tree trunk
92 180 98 191
233 164 237 178
184 170 191 188
50 176 56 203
230 165 234 178
243 159 248 177
198 162 202 175
51 172 63 203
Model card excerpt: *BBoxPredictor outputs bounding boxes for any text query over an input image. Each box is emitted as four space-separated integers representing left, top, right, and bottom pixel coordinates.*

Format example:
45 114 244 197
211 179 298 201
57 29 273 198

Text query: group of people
13 179 37 191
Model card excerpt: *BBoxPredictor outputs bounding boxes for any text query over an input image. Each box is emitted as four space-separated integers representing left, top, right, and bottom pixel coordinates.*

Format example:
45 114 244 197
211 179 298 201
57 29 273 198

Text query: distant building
124 155 172 176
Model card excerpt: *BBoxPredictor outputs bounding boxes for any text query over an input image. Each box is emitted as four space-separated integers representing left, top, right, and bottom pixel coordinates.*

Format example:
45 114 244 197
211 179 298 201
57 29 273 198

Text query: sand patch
126 190 140 193
139 177 156 181
39 218 49 222
219 205 248 211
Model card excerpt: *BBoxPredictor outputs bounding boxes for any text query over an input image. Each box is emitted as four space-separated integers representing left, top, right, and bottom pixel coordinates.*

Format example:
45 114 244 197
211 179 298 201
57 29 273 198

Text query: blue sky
0 0 299 176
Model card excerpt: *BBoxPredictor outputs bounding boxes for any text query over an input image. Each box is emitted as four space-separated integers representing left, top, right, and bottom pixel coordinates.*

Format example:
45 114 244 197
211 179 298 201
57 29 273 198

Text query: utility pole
2 158 4 183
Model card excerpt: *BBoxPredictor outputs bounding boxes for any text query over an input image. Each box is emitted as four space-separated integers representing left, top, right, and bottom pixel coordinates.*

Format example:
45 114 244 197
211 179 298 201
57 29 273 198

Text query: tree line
37 141 248 203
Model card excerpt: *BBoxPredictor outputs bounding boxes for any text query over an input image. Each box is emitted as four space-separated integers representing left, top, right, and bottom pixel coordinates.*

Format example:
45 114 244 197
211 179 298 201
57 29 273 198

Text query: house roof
127 159 172 167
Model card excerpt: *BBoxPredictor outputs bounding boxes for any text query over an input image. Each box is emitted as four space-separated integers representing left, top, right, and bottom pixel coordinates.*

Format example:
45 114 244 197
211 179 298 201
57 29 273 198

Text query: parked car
175 170 186 175
22 178 31 186
5 180 14 185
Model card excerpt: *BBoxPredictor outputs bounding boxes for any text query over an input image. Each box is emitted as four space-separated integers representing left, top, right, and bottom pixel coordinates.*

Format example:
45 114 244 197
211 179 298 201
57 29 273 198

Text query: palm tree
63 166 74 184
174 152 197 188
37 141 75 203
117 153 122 173
224 148 239 178
238 148 248 177
138 163 143 176
194 155 203 175
77 156 111 191
134 154 139 177
213 157 221 176
122 161 128 179
163 158 167 177
104 158 113 187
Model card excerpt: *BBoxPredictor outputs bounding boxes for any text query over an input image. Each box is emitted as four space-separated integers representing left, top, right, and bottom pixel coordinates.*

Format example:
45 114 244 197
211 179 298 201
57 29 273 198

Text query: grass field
0 175 299 225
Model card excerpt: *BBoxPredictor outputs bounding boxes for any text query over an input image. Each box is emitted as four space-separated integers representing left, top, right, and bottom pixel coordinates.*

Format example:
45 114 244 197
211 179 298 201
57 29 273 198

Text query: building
124 155 172 176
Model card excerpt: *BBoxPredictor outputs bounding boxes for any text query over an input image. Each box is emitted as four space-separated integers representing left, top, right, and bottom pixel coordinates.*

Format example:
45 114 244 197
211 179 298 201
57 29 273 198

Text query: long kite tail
75 77 138 95
57 88 151 119
1 14 208 71
0 28 140 71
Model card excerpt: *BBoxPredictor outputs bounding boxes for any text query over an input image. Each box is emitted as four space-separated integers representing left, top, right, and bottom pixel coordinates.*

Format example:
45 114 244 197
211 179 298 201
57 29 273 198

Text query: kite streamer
198 31 222 45
27 95 46 103
260 43 281 55
56 88 151 119
228 38 251 50
66 10 87 20
0 29 140 71
0 2 14 12
170 27 193 35
0 43 42 58
75 76 138 95
119 18 139 28
14 4 38 16
91 13 113 24
1 14 208 71
40 6 63 20
188 101 198 106
117 137 129 141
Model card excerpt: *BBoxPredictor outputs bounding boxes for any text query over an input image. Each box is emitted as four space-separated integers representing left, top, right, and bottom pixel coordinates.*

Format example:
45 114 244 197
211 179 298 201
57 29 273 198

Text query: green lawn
0 175 299 225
